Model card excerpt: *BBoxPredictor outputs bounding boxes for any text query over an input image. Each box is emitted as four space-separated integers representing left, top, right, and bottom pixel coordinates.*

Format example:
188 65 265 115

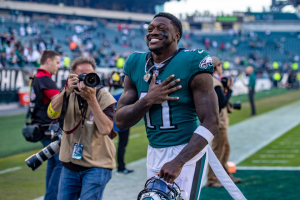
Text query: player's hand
74 81 96 103
159 160 183 183
66 74 79 96
145 74 182 105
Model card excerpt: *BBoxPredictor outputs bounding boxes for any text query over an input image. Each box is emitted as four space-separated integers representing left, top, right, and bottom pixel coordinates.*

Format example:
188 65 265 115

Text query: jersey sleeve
123 53 135 84
188 49 214 83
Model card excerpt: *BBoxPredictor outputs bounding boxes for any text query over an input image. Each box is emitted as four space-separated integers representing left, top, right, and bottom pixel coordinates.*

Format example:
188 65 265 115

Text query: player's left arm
159 73 219 183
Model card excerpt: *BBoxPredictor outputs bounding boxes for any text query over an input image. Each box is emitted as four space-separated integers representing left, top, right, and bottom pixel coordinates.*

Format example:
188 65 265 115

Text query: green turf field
201 170 300 200
0 151 47 200
0 89 300 159
229 89 300 125
239 123 300 167
0 114 43 158
230 87 292 103
0 89 300 200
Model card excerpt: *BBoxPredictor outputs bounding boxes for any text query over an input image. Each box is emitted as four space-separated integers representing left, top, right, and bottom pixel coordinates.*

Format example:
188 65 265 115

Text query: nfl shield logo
89 113 94 121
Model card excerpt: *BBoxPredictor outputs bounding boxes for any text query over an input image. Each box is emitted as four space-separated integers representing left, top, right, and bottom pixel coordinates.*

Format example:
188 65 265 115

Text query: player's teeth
151 39 159 42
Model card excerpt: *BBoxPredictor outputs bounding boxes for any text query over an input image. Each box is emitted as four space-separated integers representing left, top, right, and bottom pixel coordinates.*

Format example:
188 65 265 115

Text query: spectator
246 66 256 116
0 51 6 68
64 55 71 68
20 25 26 36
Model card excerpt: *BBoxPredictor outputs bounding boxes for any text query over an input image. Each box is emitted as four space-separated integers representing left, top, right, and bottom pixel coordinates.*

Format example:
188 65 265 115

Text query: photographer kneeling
206 57 242 187
48 57 117 200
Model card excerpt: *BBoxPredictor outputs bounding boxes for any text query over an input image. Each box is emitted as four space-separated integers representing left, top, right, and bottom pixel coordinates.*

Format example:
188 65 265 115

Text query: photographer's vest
59 88 117 169
212 76 229 129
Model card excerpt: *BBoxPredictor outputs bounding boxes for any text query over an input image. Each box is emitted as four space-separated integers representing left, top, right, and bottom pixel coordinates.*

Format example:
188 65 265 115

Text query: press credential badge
72 135 84 160
72 143 84 160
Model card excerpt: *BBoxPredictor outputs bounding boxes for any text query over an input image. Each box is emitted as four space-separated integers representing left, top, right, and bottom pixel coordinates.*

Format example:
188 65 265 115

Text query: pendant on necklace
144 73 151 82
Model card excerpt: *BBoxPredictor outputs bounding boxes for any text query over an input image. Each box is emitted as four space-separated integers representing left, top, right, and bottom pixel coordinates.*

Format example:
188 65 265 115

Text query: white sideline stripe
233 120 300 165
228 100 300 165
129 133 141 139
0 166 22 175
237 166 300 171
114 133 141 144
32 196 44 200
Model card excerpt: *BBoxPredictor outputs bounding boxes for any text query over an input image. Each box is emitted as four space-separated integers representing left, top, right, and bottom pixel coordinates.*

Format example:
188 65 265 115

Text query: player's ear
174 32 180 43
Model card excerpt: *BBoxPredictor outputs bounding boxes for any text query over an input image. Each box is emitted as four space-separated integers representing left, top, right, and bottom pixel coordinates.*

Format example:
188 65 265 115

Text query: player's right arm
115 74 181 130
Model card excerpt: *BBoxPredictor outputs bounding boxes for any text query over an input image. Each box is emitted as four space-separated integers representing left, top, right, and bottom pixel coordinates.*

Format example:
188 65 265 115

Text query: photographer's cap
212 57 222 67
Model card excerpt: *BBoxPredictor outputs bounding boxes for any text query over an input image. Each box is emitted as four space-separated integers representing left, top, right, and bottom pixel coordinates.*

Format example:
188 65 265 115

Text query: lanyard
64 104 87 135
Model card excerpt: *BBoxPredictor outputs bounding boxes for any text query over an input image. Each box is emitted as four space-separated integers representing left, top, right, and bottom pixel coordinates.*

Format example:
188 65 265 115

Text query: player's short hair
70 57 97 73
40 50 60 65
153 12 183 42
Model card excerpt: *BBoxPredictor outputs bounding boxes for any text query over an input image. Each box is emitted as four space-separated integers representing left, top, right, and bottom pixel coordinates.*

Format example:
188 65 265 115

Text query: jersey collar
146 48 184 77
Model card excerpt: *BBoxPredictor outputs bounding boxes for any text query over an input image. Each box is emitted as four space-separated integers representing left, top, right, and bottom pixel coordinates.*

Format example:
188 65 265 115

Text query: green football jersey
124 48 214 148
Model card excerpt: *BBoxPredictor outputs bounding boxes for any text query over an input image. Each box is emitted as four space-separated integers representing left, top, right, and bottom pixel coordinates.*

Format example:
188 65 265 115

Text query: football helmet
137 176 187 200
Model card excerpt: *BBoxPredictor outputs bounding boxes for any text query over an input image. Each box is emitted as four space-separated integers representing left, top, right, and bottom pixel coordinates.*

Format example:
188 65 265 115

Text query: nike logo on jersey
184 49 196 52
198 50 204 54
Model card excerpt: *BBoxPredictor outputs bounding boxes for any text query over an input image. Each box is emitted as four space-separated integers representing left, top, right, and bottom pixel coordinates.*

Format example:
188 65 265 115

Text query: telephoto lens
25 140 60 171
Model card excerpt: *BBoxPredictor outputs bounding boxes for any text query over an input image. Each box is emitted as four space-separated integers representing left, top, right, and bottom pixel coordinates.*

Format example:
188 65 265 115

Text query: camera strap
60 87 99 135
64 117 82 135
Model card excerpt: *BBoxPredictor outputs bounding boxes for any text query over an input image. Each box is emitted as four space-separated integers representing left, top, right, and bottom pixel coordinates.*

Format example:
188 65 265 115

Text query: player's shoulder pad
190 49 214 73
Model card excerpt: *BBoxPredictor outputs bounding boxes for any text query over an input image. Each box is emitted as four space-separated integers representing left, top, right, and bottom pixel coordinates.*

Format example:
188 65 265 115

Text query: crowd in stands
10 0 156 14
194 29 300 74
0 16 147 69
1 15 300 87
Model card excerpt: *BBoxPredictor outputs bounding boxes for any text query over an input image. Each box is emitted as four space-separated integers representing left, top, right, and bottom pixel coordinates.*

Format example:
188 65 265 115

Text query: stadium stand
1 16 300 71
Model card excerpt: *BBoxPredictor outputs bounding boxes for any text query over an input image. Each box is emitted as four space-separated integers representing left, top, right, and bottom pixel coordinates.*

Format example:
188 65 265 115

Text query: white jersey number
140 92 176 130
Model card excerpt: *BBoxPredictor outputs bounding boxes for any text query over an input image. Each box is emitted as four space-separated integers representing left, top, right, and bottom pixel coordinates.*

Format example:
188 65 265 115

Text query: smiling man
115 12 219 199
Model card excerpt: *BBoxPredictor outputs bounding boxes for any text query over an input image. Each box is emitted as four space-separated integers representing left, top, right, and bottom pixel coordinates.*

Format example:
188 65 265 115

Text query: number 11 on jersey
140 92 176 130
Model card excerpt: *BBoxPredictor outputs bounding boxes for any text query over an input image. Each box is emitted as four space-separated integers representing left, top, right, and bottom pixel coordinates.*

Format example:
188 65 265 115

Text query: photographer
29 50 62 200
48 57 117 200
206 57 242 187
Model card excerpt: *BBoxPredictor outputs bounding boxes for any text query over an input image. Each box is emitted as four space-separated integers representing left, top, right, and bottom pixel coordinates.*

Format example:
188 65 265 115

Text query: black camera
25 129 63 171
232 102 241 110
221 76 232 89
78 73 100 88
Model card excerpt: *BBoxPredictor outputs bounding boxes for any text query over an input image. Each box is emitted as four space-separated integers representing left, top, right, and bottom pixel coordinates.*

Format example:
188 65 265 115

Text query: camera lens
25 154 42 171
84 73 100 88
25 140 60 171
87 76 95 84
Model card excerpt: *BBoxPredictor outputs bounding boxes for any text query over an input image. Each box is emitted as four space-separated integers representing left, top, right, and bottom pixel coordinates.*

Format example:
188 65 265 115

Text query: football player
115 12 219 199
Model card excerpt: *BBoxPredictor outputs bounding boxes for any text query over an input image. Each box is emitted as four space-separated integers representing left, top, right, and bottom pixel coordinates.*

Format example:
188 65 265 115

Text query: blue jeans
41 139 63 200
57 166 112 200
